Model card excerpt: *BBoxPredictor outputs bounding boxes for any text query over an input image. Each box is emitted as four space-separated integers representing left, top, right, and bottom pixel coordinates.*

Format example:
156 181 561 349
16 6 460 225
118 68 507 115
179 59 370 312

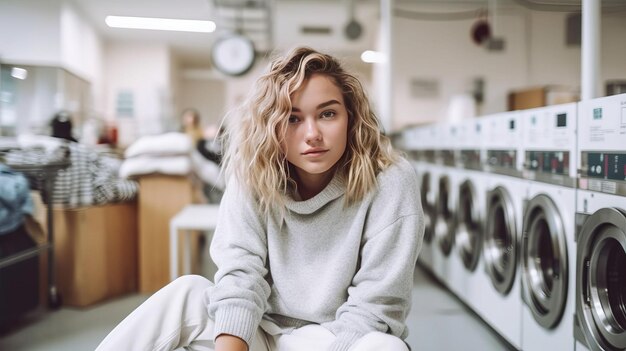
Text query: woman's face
284 74 349 187
183 112 197 127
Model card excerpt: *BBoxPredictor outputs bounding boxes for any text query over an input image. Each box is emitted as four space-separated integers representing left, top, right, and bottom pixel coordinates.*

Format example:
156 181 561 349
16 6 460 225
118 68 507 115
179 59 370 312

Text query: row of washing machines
399 93 626 351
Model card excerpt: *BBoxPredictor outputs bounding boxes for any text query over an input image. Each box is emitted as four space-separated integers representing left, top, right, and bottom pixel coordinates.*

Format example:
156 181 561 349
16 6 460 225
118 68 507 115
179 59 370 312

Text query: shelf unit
0 160 70 308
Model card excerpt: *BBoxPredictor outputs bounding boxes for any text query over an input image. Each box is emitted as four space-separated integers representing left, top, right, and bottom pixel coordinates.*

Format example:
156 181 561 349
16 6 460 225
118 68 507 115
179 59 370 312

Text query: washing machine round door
456 179 482 272
522 194 568 329
485 186 517 295
420 172 434 243
435 175 455 256
577 207 626 351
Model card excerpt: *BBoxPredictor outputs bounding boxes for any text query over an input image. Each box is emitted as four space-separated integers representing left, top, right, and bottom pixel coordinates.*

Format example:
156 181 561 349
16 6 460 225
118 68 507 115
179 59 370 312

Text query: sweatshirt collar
284 173 346 215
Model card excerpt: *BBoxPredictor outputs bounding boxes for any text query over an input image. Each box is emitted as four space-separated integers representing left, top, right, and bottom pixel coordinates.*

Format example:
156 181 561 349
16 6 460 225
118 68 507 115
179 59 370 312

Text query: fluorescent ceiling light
360 50 386 64
105 16 216 33
11 67 28 80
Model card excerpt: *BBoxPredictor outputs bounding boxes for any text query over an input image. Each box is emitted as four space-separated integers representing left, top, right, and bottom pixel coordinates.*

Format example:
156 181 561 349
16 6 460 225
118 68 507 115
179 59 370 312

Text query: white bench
169 204 220 281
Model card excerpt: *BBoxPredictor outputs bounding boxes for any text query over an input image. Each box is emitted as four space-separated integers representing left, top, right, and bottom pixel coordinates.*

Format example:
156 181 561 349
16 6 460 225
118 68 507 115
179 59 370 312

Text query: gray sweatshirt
208 157 424 351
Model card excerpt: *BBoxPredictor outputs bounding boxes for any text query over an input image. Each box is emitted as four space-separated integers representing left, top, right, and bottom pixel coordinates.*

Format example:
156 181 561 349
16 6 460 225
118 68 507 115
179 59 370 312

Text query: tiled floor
404 266 514 350
0 265 513 350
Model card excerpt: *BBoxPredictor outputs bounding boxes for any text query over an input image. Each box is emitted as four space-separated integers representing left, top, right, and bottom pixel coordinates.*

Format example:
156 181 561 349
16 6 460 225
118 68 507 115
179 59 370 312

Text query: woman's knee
352 332 409 351
168 274 213 293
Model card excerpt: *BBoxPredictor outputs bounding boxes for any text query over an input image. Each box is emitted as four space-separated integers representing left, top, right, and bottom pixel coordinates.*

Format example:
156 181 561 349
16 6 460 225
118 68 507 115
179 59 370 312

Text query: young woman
96 47 424 351
181 108 204 146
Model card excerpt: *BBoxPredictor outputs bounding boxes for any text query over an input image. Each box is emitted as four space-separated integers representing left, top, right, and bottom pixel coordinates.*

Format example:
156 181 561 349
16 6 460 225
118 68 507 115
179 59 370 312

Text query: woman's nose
304 119 322 142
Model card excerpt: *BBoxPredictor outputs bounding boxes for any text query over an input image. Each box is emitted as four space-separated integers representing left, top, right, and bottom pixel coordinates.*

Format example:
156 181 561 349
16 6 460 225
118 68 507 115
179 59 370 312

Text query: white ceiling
72 0 220 66
70 0 626 67
73 0 377 66
71 0 381 67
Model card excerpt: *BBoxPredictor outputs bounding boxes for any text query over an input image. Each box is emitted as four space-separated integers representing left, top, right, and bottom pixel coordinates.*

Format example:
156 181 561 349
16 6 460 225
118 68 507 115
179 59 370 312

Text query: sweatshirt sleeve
322 161 425 351
207 182 271 346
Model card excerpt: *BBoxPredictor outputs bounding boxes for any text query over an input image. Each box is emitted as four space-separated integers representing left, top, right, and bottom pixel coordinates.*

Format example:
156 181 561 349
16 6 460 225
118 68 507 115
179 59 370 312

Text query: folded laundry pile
119 132 225 191
119 132 193 179
1 135 138 207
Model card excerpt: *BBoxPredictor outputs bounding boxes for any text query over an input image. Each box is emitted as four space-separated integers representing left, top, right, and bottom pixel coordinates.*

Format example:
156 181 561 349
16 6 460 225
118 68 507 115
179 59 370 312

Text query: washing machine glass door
577 207 626 351
522 194 568 329
435 175 454 256
485 186 517 295
420 172 434 243
456 180 481 271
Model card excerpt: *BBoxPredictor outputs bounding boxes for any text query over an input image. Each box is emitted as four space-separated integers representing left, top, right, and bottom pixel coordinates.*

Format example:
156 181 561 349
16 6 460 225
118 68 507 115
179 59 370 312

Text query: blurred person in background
181 108 204 146
50 111 77 142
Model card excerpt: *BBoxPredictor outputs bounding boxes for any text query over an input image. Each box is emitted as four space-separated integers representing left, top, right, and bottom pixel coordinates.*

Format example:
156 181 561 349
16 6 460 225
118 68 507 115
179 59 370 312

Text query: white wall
104 42 172 146
600 13 626 84
273 2 378 55
178 78 226 128
393 6 528 129
15 67 59 134
0 0 104 127
0 0 102 84
60 2 103 113
526 11 580 87
170 52 181 130
527 11 626 88
0 0 61 66
391 6 626 131
170 64 265 134
224 59 270 115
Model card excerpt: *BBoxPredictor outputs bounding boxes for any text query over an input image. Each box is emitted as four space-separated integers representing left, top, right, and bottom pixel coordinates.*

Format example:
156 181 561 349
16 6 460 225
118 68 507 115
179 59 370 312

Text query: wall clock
211 34 256 76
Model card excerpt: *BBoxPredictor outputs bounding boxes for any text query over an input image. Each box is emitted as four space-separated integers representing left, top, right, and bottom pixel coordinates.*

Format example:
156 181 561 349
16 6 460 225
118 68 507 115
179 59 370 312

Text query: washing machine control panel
480 111 524 177
579 151 626 196
487 150 517 168
438 149 455 166
423 150 436 163
485 150 523 178
584 152 626 181
525 151 570 175
521 102 577 184
460 149 481 170
578 94 626 196
407 149 436 164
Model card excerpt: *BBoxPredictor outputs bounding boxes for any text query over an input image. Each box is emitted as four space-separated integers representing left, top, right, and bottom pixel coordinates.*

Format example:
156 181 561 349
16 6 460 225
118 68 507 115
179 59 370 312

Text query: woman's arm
208 182 271 348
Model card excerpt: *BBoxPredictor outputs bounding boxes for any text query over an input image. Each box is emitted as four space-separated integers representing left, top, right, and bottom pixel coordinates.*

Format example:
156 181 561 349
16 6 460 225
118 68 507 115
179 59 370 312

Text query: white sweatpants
95 275 409 351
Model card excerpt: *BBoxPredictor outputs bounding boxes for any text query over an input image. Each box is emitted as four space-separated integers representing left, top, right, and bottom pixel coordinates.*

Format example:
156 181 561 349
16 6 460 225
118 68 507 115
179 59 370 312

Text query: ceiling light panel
105 16 216 33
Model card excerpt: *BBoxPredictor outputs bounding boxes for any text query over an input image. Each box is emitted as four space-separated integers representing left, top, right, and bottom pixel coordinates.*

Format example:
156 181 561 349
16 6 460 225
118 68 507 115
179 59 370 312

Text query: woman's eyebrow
291 99 342 113
317 100 341 109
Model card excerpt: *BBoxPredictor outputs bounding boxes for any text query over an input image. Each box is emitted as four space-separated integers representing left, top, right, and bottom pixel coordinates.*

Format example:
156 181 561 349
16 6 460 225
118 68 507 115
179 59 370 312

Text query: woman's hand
215 334 248 351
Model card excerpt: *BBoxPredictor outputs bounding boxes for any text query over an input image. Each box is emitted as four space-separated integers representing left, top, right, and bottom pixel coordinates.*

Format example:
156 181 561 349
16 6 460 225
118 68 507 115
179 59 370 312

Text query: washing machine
574 93 626 351
403 124 438 278
437 121 480 304
432 123 463 294
451 118 492 316
520 103 578 351
425 124 451 283
478 111 526 350
426 163 451 283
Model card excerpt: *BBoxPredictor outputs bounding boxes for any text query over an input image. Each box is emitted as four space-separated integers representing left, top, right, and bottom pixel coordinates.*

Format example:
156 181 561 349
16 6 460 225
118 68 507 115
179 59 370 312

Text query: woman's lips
302 149 328 157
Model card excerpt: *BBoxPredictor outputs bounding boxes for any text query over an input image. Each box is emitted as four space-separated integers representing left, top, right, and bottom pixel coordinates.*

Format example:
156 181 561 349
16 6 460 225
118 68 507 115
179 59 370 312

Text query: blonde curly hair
222 46 398 214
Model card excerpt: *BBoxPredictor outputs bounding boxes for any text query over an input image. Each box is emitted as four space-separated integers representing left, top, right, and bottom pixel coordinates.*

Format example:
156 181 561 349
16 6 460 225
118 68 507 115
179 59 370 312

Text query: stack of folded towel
119 132 226 201
119 132 193 179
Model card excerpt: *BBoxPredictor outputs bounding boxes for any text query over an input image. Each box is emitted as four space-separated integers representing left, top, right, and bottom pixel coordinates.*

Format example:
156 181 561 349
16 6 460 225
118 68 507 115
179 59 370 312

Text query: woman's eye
321 111 336 119
288 115 300 124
